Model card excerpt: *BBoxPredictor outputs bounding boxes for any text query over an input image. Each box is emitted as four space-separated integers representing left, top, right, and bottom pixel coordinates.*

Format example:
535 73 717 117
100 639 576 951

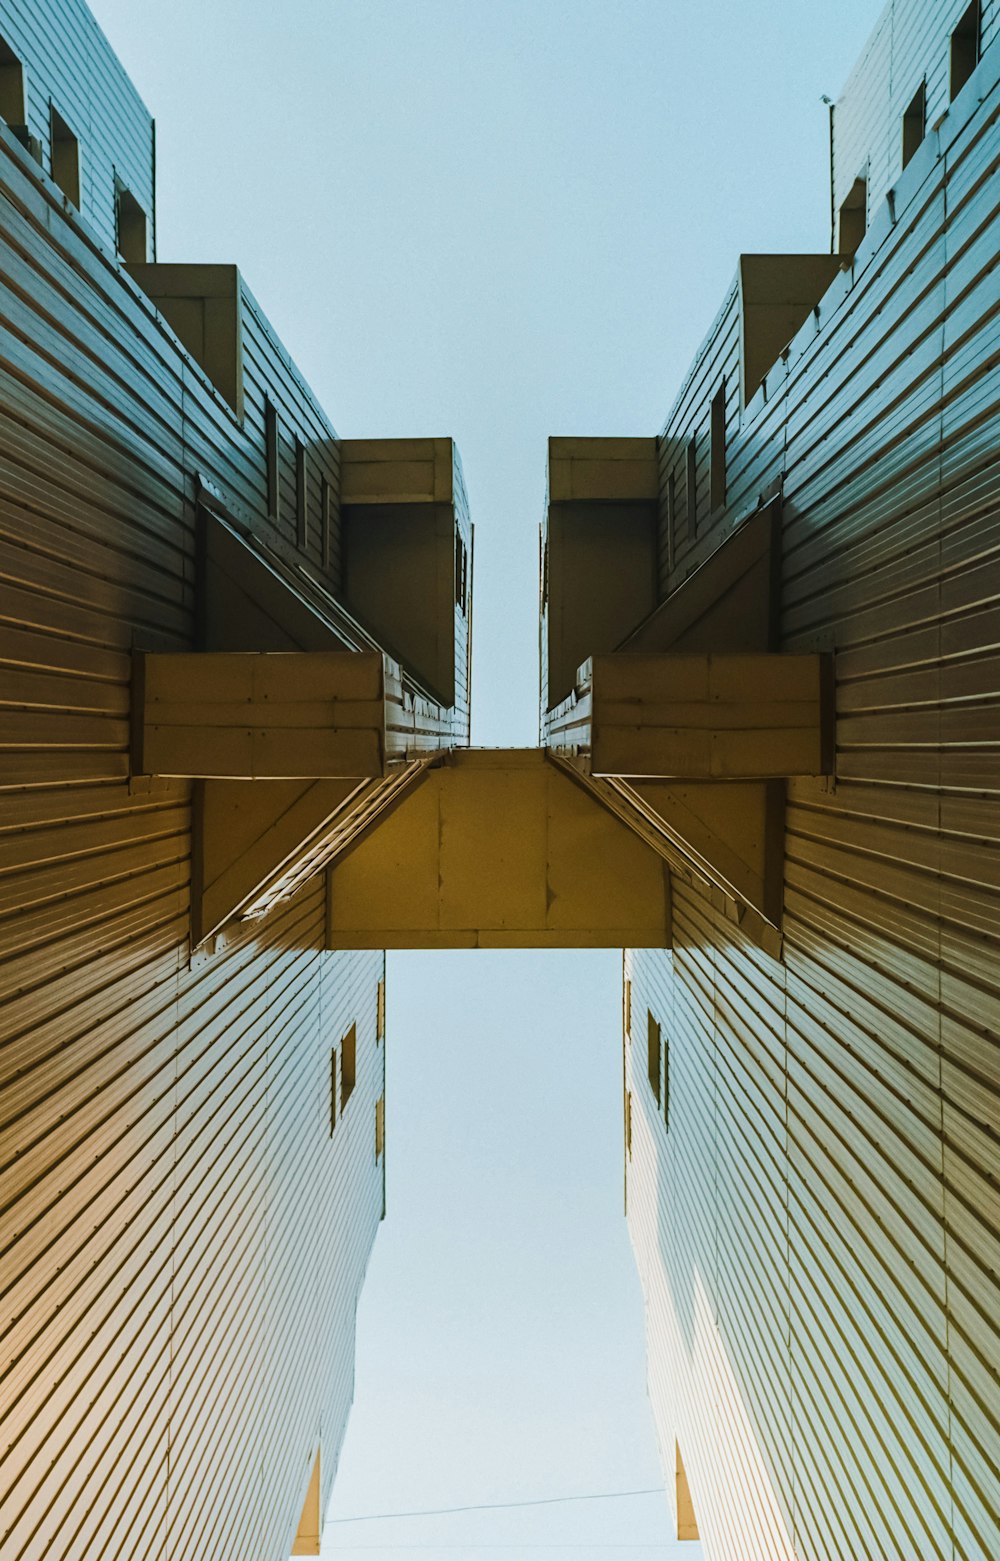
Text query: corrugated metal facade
627 5 999 1560
0 4 391 1557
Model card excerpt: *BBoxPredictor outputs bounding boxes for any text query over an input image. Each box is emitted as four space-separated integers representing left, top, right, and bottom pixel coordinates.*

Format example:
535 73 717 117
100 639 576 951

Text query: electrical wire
328 1488 665 1525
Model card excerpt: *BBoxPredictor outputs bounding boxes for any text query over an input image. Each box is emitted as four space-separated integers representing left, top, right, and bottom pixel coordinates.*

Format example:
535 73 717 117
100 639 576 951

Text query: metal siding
0 0 154 255
0 83 383 1561
628 17 999 1561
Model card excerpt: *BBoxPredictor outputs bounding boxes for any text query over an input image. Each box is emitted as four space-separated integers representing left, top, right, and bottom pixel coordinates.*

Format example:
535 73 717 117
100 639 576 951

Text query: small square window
341 1022 357 1109
0 35 26 129
50 104 80 207
901 80 927 170
950 1 981 100
838 173 868 259
115 180 147 262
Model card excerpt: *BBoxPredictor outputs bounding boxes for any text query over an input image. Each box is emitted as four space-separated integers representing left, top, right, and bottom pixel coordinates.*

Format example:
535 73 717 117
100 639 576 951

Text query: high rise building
2 0 998 1559
0 2 470 1555
573 3 997 1556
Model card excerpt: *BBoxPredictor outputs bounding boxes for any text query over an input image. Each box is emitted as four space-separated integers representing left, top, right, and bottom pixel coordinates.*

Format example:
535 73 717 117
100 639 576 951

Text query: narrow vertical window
838 173 868 258
950 1 981 100
710 382 726 512
50 105 80 207
295 435 308 549
265 398 280 520
647 1010 661 1107
341 1022 357 1109
321 474 331 569
686 437 698 538
329 1047 338 1135
0 36 26 129
663 1028 670 1131
376 977 385 1042
455 532 468 614
625 1090 632 1159
375 1095 385 1160
901 80 926 169
115 180 147 261
624 976 631 1039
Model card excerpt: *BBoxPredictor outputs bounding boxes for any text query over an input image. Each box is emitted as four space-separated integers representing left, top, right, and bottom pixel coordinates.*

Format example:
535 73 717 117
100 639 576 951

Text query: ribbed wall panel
627 12 998 1561
0 52 384 1561
0 0 154 257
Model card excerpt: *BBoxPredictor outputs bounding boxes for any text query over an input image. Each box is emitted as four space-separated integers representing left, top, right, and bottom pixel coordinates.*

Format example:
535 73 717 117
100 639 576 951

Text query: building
0 2 470 1556
2 0 998 1559
556 2 997 1557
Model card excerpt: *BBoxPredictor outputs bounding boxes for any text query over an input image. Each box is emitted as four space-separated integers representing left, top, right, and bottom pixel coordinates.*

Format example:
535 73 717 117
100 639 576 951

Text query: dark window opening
329 1048 338 1134
686 437 698 538
265 398 280 520
455 532 468 614
647 1010 661 1107
663 1030 670 1131
50 104 80 207
115 180 147 262
710 382 726 511
666 469 677 574
901 80 927 169
377 977 385 1041
295 436 308 548
321 474 331 569
950 1 981 100
375 1095 385 1160
341 1022 357 1109
0 35 26 129
838 173 868 258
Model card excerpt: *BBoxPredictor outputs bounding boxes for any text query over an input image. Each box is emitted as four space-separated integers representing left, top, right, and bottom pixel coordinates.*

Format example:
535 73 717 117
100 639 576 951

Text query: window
295 435 308 548
901 80 927 169
663 1028 670 1131
265 398 280 519
50 104 80 207
0 35 26 128
115 180 147 262
647 1010 661 1107
710 382 726 511
838 173 868 259
321 474 332 570
686 437 698 538
950 0 981 100
455 532 468 614
375 1095 385 1160
329 1047 338 1135
625 1090 632 1159
376 977 385 1042
341 1022 357 1109
624 976 631 1039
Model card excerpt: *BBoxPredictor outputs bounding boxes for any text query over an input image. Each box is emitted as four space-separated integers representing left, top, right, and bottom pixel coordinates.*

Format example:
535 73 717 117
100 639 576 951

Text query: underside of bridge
129 448 835 955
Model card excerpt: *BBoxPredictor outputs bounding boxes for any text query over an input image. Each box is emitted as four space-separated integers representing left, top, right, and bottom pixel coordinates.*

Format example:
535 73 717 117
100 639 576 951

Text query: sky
85 2 882 1555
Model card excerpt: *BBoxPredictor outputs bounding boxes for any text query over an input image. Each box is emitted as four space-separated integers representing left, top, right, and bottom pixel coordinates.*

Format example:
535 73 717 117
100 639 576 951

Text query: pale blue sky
86 2 882 1555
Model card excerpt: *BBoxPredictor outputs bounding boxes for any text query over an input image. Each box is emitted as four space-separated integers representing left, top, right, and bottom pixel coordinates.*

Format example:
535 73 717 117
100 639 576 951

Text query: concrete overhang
325 748 672 950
